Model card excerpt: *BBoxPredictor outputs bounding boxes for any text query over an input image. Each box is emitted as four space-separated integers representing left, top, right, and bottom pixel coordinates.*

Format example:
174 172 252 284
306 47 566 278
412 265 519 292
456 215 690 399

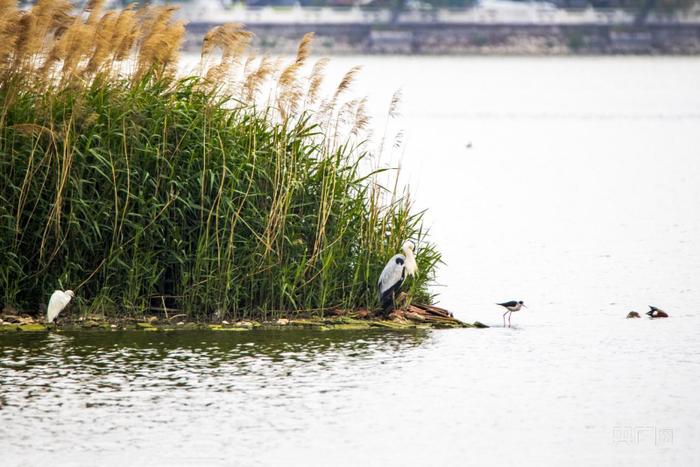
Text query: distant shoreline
184 22 700 55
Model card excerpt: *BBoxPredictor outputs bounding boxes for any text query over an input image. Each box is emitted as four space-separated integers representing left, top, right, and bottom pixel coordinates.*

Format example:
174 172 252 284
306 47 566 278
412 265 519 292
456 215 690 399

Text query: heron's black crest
395 257 404 265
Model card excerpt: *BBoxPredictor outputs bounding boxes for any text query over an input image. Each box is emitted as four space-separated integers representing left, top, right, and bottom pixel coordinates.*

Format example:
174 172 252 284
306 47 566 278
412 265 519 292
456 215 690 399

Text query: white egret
47 290 75 324
497 300 526 327
377 241 418 313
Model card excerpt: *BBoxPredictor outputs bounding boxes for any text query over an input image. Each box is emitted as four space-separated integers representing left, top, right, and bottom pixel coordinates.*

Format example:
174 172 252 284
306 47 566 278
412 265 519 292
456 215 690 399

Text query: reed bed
0 0 441 320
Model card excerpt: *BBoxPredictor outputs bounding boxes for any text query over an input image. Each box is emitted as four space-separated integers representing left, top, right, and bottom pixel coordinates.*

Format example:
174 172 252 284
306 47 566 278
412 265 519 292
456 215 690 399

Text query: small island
0 0 466 330
0 302 488 333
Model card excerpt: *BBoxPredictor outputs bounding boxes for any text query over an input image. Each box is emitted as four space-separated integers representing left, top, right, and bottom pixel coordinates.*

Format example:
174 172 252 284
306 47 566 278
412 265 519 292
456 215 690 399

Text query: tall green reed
0 0 441 319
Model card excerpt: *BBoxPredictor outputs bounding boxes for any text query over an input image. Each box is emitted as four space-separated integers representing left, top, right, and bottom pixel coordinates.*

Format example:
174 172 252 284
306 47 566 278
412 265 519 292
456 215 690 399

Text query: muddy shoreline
0 304 489 333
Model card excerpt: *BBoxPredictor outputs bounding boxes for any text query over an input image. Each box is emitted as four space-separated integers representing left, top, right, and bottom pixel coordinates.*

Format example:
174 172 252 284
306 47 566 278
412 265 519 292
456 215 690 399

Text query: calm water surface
2 57 700 466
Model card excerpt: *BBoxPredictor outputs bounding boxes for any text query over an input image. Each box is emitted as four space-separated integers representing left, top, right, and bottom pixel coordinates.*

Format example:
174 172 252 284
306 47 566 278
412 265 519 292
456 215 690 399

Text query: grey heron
646 306 668 318
377 241 418 313
47 290 75 324
497 300 526 327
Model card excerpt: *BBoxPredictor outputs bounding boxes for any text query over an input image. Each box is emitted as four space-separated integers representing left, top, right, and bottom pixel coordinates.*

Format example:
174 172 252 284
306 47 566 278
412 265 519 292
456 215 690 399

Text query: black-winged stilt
497 300 526 327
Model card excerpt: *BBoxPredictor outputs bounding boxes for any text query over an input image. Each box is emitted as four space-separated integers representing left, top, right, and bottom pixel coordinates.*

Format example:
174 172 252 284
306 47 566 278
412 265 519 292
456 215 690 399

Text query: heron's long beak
523 304 528 308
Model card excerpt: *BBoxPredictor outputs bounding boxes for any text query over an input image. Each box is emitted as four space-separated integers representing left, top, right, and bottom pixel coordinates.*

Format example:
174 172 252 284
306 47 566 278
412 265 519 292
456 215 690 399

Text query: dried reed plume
333 65 362 102
85 0 105 25
352 97 370 136
85 11 117 75
243 55 276 103
201 23 253 87
388 88 402 119
0 1 21 68
135 5 183 79
112 6 138 63
294 31 314 65
376 88 404 159
277 32 314 120
201 22 253 60
14 0 73 69
1 0 181 85
306 57 329 106
58 18 93 79
0 1 372 143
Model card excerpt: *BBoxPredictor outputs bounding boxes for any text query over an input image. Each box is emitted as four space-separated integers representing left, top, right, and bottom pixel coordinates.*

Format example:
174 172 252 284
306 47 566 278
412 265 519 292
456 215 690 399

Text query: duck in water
646 306 669 318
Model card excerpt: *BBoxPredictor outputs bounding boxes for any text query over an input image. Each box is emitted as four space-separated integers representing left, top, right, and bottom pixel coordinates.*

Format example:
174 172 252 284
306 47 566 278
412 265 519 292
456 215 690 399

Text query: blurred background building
25 0 700 53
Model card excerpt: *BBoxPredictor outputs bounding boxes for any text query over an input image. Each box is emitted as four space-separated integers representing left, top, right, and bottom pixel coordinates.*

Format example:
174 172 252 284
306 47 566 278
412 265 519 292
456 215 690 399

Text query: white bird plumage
377 241 418 310
403 242 418 277
47 290 75 324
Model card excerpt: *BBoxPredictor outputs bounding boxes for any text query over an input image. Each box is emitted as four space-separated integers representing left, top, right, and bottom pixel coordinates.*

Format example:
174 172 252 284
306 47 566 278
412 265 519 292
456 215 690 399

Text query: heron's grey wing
378 254 406 295
497 300 518 308
47 291 70 323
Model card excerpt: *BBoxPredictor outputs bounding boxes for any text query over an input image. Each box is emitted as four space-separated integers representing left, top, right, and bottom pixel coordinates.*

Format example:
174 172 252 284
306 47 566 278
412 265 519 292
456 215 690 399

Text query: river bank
0 306 486 332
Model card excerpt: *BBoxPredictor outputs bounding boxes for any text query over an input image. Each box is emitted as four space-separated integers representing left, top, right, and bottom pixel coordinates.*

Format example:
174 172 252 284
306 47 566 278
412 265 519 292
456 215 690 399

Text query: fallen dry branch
386 297 464 327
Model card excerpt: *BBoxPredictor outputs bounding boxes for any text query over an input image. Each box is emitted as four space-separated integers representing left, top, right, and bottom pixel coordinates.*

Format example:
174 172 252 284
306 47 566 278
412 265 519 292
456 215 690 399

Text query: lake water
2 56 700 466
